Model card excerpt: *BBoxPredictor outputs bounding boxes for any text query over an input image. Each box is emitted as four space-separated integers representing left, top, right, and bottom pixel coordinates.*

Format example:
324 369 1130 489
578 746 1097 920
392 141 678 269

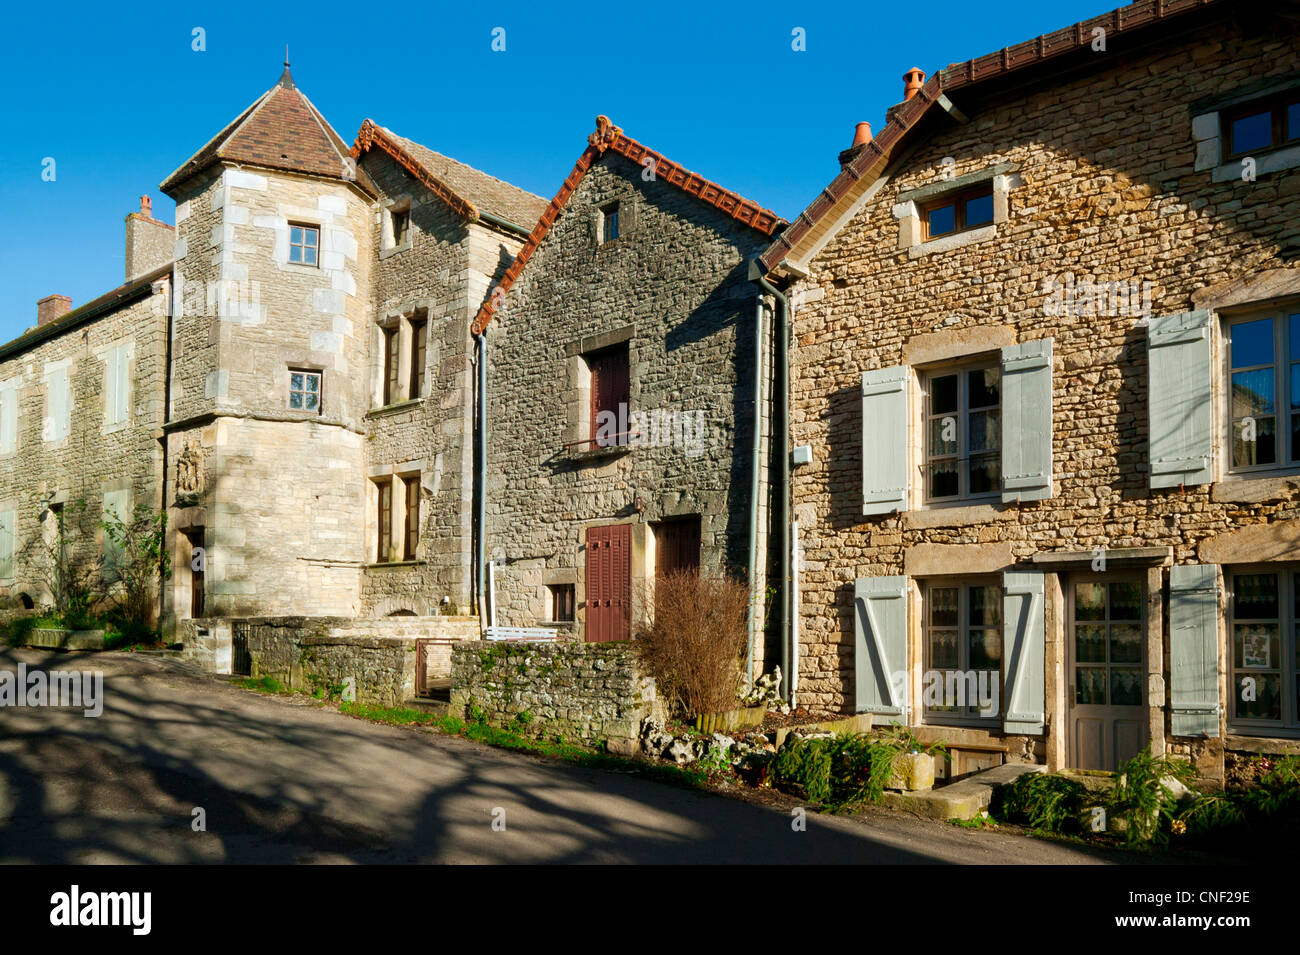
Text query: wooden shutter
1148 309 1213 488
0 386 16 453
47 368 69 441
861 366 909 515
585 524 631 642
103 490 129 577
853 575 907 717
655 516 701 578
116 346 130 423
0 509 14 579
383 328 399 405
403 476 420 560
104 349 119 425
590 346 630 447
377 481 392 562
1001 339 1054 503
1169 563 1221 737
1003 570 1046 734
408 317 427 400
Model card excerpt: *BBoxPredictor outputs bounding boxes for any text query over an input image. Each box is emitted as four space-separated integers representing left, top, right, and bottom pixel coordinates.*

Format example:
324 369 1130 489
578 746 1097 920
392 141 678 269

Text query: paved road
0 648 1129 864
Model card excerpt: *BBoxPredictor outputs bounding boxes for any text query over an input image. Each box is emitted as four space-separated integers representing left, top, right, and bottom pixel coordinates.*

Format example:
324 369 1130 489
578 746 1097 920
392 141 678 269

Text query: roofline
0 263 172 363
759 0 1231 275
470 115 787 336
352 120 480 221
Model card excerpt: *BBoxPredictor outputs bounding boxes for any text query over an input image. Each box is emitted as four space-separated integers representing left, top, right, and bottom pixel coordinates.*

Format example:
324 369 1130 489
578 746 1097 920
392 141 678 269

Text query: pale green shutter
116 346 130 423
1169 563 1221 737
48 369 69 441
0 510 14 579
103 490 129 578
1003 570 1046 734
854 575 908 717
104 348 119 425
1001 338 1054 503
1148 310 1213 488
0 387 15 453
862 366 908 514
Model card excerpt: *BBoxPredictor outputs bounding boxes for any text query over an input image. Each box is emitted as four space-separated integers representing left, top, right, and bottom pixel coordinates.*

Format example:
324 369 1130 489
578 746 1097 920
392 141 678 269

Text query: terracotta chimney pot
852 122 872 146
903 67 927 101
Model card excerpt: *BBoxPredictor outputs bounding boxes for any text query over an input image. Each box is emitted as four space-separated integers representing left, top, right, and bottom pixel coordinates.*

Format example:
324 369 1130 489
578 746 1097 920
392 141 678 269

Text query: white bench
485 626 560 643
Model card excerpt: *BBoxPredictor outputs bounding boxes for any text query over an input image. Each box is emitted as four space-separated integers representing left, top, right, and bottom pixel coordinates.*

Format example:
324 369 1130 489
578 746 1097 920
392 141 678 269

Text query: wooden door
185 528 205 619
585 523 631 642
655 516 701 578
1067 576 1147 770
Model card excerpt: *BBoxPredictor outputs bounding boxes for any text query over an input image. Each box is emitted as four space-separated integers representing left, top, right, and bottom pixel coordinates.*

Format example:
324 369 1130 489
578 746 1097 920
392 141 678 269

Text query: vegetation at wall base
770 732 904 812
991 771 1089 835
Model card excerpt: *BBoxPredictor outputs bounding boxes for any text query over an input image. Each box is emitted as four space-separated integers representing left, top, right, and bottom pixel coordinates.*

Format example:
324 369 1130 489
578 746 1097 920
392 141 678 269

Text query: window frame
601 202 620 243
1224 307 1300 476
586 343 631 448
1223 91 1300 159
920 357 1002 506
408 312 427 400
381 325 400 407
288 222 320 267
376 480 393 564
921 576 1004 727
402 475 420 561
549 583 576 623
390 206 411 248
288 368 323 415
1226 565 1300 736
919 183 995 241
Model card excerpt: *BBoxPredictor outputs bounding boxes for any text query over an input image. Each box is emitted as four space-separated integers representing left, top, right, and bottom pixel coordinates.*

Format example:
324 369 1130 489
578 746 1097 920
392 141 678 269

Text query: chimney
38 294 72 327
903 67 927 101
837 122 873 169
125 195 175 282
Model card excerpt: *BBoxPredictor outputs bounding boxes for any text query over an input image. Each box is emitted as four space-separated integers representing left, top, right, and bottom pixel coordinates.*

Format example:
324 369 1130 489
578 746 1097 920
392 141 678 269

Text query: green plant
19 499 104 628
1108 748 1196 846
992 772 1088 833
100 503 170 641
341 701 439 725
237 675 287 694
879 722 948 757
770 733 901 812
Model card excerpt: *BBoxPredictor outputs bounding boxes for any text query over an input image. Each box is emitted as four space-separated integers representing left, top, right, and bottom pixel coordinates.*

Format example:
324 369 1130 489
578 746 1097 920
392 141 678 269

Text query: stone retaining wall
449 640 664 746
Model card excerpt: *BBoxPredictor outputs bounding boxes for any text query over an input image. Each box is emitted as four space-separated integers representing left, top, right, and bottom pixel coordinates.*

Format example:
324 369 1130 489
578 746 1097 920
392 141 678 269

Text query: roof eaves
352 119 479 221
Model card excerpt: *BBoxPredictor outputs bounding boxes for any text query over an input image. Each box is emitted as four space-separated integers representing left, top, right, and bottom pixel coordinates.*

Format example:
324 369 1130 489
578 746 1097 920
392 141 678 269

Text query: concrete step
880 762 1046 821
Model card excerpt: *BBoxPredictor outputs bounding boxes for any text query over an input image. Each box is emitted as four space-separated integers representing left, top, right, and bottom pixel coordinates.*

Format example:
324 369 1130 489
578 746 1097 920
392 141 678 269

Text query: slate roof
161 67 376 195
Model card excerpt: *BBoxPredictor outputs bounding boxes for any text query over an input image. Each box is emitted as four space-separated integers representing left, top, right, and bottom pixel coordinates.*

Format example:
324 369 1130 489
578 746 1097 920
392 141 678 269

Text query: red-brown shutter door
585 524 631 642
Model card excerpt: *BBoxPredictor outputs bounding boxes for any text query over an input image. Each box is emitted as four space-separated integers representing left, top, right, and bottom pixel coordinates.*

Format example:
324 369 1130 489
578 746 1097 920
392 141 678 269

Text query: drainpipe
745 295 766 690
475 333 488 636
748 258 791 702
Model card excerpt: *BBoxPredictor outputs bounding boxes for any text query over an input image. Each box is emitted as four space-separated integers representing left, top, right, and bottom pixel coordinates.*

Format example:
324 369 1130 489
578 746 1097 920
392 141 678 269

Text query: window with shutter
587 344 630 448
45 368 70 443
1170 564 1222 738
403 475 420 561
1148 309 1213 488
1224 308 1300 475
1226 566 1299 732
382 327 400 406
0 510 14 580
1003 570 1046 735
921 361 1001 503
923 578 1003 723
102 490 129 579
376 480 393 563
0 384 16 454
861 367 909 514
854 576 908 717
408 313 427 400
105 344 130 426
1000 339 1054 503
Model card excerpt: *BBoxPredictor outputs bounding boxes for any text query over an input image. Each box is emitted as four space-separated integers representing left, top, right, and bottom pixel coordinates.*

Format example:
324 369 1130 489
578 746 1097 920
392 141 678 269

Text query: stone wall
449 639 663 746
484 149 777 665
785 16 1300 780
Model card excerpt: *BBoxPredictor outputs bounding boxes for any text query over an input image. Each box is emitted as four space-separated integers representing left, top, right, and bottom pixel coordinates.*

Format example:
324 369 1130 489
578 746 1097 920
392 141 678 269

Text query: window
403 475 420 561
549 583 575 623
289 369 322 413
43 366 70 443
0 509 14 580
923 361 1001 502
382 326 400 406
654 516 701 578
1224 92 1300 158
1072 580 1144 709
289 224 319 266
601 203 619 243
0 383 17 454
408 313 427 400
376 480 393 563
920 184 994 240
102 490 129 580
1228 569 1299 731
391 207 410 247
104 344 130 426
923 580 1002 723
587 344 630 448
1227 310 1300 471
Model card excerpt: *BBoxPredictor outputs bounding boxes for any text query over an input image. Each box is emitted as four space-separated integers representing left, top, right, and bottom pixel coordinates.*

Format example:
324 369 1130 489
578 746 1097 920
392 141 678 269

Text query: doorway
585 523 631 642
1067 576 1147 770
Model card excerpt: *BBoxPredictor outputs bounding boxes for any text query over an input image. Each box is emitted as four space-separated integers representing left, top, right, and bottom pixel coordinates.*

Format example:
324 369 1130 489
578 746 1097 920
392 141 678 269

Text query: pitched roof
759 0 1231 275
161 67 375 195
0 263 172 363
353 121 548 233
470 116 786 336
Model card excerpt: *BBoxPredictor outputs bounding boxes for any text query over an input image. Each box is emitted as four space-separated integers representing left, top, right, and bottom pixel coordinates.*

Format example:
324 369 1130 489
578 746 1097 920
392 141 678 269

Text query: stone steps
880 762 1046 821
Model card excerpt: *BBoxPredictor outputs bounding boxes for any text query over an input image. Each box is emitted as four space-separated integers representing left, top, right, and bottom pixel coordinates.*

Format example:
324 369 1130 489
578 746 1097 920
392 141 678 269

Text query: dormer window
601 203 620 243
921 184 994 240
1224 93 1300 158
289 224 319 266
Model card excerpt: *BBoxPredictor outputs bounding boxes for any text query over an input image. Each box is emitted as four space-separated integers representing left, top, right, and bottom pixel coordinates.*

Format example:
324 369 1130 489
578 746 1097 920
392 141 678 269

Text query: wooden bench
485 626 560 643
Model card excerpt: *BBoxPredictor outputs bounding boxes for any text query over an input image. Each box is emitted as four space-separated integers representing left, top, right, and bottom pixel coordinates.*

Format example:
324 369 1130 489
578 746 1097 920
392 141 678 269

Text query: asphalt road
0 648 1131 864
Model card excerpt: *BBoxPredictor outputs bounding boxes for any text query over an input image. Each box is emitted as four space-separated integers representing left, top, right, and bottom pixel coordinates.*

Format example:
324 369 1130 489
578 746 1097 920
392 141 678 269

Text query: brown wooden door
185 528 205 618
655 516 701 578
585 523 631 642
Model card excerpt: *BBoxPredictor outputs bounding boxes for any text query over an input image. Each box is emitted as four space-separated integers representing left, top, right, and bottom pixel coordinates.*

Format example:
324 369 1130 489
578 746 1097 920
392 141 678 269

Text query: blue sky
0 0 1118 342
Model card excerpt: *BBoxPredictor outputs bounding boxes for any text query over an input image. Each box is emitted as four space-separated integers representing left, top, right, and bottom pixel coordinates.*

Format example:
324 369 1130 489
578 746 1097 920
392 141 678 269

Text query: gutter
474 333 489 635
476 209 533 241
744 293 766 689
748 257 792 702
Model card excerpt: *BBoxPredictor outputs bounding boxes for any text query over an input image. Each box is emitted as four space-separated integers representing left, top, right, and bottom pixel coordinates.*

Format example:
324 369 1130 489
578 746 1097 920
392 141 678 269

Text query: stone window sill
1211 473 1300 504
378 239 413 261
908 224 997 259
364 560 425 570
904 502 1014 530
1210 143 1300 182
366 398 423 419
566 443 635 464
1224 732 1300 751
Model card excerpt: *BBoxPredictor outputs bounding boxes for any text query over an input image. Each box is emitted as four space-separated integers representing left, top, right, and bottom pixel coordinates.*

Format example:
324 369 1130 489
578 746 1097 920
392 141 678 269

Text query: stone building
760 0 1300 784
0 66 544 647
471 116 786 671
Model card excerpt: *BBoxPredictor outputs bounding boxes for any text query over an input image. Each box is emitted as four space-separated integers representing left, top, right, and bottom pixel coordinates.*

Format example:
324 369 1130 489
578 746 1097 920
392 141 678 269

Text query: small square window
549 584 575 622
289 370 322 412
920 184 994 241
602 203 619 243
289 224 319 266
1223 93 1300 158
391 207 410 247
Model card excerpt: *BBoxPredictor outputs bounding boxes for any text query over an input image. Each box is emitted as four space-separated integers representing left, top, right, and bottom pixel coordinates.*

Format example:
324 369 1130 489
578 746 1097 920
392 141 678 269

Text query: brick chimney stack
38 294 72 326
125 194 174 281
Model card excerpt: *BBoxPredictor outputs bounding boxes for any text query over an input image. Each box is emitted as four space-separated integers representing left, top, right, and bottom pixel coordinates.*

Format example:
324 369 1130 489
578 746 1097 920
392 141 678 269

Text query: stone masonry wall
788 17 1300 773
485 150 776 658
449 639 663 745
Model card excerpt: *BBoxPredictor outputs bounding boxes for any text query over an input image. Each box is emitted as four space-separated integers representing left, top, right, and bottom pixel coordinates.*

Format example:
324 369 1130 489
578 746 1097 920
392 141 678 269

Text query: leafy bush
101 503 170 637
770 733 901 812
1109 748 1196 845
993 772 1089 833
634 570 749 717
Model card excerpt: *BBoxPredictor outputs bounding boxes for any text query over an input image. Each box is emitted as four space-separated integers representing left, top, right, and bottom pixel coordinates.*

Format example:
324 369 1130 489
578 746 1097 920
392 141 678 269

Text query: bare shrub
634 570 748 717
